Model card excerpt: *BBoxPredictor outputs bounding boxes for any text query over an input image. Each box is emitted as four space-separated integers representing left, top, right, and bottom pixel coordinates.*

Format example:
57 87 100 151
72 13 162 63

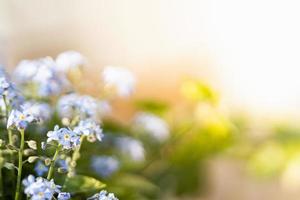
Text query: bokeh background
2 1 300 199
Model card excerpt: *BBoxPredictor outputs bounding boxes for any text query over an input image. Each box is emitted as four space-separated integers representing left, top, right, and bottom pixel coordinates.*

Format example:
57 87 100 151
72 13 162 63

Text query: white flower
134 112 169 142
102 66 136 97
115 137 145 162
55 51 85 73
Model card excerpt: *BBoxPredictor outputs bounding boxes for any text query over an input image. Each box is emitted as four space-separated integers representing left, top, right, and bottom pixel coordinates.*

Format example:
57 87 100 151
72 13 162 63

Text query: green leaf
116 174 159 194
64 175 106 194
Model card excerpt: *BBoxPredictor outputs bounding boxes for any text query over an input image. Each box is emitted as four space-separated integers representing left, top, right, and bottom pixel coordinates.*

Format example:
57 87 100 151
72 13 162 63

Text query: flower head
133 112 169 142
7 109 38 130
13 57 69 97
91 156 119 178
88 190 118 200
47 125 80 149
22 175 61 200
34 161 49 176
102 66 136 97
74 120 103 142
0 68 24 110
21 102 52 122
57 192 71 200
57 93 109 121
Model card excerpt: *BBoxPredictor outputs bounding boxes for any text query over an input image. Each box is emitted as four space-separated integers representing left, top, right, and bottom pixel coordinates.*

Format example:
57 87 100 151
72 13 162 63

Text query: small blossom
115 137 145 162
22 175 61 200
57 192 71 200
47 125 80 149
133 112 170 142
34 161 49 176
7 109 38 130
56 158 69 172
102 66 136 97
55 51 85 73
91 156 119 178
0 69 24 110
88 190 118 200
74 120 103 142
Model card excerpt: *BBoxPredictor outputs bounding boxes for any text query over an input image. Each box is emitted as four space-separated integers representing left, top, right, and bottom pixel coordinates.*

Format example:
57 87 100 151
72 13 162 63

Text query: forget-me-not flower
57 192 71 200
88 190 118 200
47 125 80 149
74 119 103 142
7 109 38 130
22 175 61 200
34 161 49 176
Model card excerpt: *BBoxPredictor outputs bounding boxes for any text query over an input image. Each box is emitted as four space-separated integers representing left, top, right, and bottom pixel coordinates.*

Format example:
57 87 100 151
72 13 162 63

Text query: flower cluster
22 175 69 200
47 125 80 149
74 119 103 142
0 68 23 110
88 190 118 200
0 51 146 200
13 56 70 97
7 109 39 130
57 93 110 122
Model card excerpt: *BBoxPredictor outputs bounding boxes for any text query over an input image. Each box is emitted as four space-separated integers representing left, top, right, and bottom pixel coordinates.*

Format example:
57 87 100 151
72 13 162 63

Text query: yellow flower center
19 114 25 120
64 134 70 140
38 192 44 197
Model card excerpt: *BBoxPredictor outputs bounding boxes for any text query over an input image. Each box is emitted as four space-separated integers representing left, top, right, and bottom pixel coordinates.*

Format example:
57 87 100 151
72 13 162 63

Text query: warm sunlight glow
206 0 300 116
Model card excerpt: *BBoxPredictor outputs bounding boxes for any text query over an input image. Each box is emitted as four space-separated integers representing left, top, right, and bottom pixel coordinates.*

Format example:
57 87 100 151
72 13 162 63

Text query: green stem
0 151 4 200
47 146 61 180
67 135 84 178
15 129 25 200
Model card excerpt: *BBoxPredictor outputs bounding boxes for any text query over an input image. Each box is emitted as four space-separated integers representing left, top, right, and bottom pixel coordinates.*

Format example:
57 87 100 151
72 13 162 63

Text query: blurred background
2 0 300 199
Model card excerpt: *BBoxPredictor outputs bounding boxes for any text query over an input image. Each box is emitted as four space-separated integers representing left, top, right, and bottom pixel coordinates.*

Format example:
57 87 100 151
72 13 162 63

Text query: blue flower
47 125 80 149
56 159 69 171
0 76 10 95
34 161 48 176
22 175 61 200
115 137 145 162
7 109 38 130
57 192 71 200
91 156 119 178
74 120 103 142
88 190 118 200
